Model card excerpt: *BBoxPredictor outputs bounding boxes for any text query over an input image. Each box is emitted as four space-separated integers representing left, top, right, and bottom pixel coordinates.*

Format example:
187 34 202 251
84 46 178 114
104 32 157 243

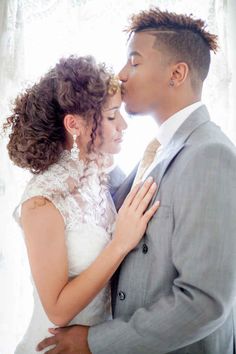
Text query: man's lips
121 85 126 97
114 136 123 143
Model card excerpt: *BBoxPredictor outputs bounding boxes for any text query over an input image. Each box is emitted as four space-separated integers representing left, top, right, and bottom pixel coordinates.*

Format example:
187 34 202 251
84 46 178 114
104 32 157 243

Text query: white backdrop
0 0 235 353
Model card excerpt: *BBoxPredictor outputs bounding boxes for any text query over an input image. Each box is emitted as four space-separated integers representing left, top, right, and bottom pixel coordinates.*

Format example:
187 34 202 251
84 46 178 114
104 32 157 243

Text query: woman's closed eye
107 109 121 120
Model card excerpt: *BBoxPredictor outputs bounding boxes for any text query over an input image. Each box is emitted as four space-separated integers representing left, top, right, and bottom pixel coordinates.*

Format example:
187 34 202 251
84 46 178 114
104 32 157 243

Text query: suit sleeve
88 143 236 354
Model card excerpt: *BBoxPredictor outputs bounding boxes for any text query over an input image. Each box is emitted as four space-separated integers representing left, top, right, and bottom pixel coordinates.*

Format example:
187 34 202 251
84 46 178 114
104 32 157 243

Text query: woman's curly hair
3 55 119 174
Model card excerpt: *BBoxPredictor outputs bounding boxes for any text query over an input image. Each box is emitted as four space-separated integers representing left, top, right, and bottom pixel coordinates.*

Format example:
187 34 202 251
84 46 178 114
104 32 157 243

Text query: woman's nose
119 115 128 131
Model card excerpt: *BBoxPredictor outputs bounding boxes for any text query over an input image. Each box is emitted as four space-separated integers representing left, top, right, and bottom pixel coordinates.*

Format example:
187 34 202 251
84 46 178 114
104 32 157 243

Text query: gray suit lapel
113 106 210 208
149 105 210 200
112 164 138 210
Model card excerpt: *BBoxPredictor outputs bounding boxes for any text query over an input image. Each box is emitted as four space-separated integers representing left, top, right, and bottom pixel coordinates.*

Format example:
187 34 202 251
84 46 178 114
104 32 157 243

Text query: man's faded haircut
125 7 218 90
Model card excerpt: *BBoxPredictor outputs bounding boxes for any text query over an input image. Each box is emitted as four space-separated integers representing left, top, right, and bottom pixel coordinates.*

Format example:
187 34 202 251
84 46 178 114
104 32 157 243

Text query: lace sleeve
13 165 69 228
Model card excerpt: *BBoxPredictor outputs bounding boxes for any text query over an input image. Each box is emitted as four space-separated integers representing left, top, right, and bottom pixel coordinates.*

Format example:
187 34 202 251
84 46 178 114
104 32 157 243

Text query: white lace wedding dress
13 150 116 354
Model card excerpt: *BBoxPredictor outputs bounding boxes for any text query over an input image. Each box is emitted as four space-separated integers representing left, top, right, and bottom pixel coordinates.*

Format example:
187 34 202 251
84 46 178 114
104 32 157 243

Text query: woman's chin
101 146 121 155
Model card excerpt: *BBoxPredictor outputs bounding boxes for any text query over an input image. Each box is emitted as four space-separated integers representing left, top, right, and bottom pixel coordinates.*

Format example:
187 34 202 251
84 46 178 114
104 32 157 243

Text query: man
37 7 236 354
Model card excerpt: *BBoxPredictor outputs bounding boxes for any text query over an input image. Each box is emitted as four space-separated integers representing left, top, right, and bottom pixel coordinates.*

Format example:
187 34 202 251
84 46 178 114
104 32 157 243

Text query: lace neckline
18 149 116 233
56 150 115 232
56 149 110 195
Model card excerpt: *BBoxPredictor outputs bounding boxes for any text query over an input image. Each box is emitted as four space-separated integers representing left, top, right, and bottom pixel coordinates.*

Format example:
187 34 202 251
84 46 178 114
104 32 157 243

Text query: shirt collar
156 101 203 148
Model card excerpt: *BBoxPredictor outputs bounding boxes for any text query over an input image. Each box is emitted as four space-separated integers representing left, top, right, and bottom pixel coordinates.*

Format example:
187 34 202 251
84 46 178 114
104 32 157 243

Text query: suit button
142 243 148 254
118 291 126 300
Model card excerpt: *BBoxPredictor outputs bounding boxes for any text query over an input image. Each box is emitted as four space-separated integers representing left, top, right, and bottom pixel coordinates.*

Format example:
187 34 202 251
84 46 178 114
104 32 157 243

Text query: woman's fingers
136 181 157 214
121 182 142 208
130 177 155 210
142 200 160 222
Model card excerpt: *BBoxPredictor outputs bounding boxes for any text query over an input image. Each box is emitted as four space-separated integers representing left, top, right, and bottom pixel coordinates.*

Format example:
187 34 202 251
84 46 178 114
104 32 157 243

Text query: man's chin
123 101 149 116
124 106 148 117
123 103 139 116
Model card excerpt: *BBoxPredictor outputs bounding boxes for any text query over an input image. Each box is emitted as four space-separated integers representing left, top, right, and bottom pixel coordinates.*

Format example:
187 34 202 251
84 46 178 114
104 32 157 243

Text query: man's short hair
126 7 218 90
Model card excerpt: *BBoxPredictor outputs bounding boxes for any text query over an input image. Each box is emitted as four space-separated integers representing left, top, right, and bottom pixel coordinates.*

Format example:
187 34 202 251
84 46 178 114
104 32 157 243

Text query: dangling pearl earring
70 133 80 160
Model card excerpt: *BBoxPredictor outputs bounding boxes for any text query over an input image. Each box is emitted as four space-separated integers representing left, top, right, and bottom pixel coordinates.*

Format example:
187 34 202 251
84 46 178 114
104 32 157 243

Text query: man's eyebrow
128 51 142 58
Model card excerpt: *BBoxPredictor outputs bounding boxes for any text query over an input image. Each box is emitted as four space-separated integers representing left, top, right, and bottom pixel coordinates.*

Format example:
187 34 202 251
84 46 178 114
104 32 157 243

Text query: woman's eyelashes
107 109 120 120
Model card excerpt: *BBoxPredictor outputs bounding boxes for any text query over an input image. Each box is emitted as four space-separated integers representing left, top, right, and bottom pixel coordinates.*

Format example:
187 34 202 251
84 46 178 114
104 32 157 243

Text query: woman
4 55 159 353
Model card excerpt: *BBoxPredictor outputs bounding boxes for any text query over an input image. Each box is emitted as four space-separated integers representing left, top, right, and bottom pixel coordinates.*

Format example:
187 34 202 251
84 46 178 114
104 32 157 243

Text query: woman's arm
21 178 159 326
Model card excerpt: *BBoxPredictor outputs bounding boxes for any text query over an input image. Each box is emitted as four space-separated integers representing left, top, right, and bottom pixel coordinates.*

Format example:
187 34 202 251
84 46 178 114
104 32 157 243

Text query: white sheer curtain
0 1 235 353
226 0 236 141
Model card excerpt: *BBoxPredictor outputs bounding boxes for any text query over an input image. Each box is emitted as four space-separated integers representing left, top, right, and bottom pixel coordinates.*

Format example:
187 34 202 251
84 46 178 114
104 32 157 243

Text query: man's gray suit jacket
89 105 236 354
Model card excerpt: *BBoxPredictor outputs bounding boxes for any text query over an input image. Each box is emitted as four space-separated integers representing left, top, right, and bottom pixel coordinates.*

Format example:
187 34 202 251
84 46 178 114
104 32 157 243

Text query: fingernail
48 328 56 334
155 200 160 206
146 176 153 183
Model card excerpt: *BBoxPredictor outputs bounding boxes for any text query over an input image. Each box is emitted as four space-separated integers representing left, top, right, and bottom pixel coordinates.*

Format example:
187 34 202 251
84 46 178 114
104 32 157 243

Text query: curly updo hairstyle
3 55 118 174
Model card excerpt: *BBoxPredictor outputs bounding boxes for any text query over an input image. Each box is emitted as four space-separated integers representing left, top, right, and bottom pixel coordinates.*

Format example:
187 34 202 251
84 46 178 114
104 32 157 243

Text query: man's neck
153 95 202 126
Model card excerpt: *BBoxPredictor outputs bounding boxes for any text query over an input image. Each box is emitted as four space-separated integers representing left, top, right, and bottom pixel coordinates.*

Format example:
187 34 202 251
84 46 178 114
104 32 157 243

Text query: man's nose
118 65 128 82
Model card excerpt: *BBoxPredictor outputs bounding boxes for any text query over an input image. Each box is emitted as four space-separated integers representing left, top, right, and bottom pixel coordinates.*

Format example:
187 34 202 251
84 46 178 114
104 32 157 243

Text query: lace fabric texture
14 150 116 353
16 150 115 232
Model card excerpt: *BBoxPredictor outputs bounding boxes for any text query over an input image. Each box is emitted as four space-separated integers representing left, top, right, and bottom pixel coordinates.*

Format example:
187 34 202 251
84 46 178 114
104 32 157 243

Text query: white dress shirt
142 101 203 181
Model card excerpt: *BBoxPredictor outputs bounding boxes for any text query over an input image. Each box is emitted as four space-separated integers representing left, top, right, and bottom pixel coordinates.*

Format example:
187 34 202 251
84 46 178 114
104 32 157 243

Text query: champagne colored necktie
132 138 161 186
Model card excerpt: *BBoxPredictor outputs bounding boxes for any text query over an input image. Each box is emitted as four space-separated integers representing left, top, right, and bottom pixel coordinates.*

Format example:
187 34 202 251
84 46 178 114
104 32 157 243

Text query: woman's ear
170 62 189 87
63 114 82 136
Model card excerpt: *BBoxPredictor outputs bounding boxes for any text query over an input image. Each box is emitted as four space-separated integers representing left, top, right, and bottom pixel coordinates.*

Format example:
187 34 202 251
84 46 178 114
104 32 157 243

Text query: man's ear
63 114 83 136
170 62 189 87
